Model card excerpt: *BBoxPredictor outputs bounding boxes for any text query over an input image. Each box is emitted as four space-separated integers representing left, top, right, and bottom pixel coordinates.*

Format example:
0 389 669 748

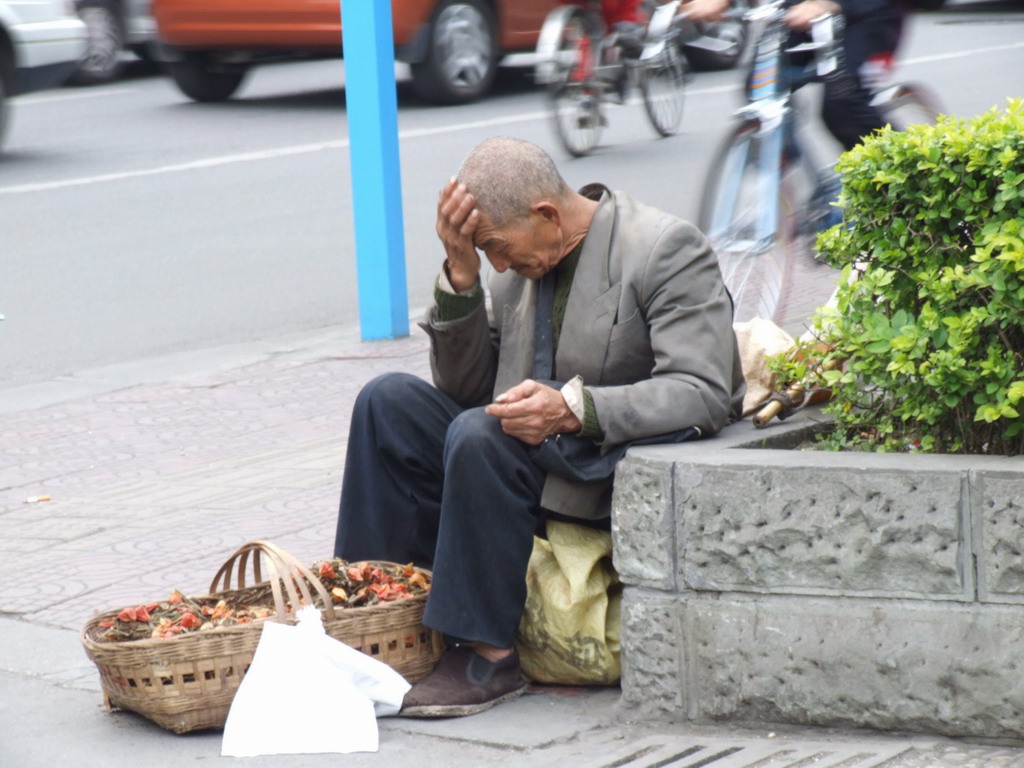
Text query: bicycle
535 1 690 157
698 0 941 325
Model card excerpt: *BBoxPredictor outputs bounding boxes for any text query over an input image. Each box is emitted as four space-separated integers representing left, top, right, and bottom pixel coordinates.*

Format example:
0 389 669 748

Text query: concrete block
614 410 1024 739
675 465 969 599
619 588 684 716
612 453 677 590
678 594 1024 739
974 469 1024 604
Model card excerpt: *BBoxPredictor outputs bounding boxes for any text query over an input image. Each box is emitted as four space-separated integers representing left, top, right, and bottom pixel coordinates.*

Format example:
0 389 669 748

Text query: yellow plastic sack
516 520 622 685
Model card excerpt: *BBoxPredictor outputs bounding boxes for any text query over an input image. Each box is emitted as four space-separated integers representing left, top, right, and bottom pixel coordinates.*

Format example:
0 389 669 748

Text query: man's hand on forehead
440 179 478 228
436 178 483 293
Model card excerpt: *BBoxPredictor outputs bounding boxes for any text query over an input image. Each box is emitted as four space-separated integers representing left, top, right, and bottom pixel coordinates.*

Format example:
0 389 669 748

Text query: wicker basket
80 540 444 734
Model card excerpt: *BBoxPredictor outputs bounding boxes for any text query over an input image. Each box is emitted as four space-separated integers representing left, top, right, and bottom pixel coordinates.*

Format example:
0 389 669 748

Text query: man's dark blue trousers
333 372 548 649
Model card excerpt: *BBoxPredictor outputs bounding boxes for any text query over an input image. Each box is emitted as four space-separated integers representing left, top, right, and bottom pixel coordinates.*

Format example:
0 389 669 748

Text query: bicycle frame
535 5 600 87
537 2 689 93
701 3 938 325
708 3 835 249
639 1 682 62
706 3 795 250
537 4 627 91
537 2 688 155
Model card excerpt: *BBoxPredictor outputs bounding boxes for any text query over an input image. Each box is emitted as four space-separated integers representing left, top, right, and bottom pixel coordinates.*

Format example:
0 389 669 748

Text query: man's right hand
436 178 482 293
682 0 731 23
784 0 841 32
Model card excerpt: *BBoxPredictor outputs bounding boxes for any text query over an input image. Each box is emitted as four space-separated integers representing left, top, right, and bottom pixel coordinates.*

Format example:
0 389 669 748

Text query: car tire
130 44 156 63
168 51 249 102
69 0 126 85
682 7 750 71
410 0 497 105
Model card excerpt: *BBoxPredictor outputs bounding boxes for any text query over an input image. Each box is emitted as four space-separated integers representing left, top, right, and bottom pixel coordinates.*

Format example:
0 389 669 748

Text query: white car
0 0 86 149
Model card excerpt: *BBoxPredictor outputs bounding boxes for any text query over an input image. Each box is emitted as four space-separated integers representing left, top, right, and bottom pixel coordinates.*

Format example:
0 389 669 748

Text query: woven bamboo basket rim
81 541 433 655
79 541 442 733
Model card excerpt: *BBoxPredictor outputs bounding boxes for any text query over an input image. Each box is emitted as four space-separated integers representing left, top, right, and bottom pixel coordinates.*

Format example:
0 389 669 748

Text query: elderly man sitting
334 137 745 717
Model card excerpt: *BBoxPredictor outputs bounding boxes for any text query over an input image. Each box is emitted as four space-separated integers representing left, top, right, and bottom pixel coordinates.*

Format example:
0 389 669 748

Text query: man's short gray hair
456 137 571 228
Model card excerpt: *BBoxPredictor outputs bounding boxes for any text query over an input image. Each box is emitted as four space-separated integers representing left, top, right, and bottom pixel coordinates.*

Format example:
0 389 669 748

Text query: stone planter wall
612 408 1024 739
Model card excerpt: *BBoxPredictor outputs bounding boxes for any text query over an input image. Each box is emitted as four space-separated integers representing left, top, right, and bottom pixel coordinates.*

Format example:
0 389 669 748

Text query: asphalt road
1 0 1022 397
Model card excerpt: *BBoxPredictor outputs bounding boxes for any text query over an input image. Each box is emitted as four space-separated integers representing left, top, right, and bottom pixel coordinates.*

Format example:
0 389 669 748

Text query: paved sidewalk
2 266 1024 766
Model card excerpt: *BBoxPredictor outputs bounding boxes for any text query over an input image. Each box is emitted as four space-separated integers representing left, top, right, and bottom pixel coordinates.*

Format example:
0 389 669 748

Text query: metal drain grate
567 735 911 768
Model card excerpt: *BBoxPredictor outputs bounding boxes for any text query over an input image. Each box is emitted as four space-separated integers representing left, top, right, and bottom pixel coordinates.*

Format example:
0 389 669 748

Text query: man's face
473 209 562 280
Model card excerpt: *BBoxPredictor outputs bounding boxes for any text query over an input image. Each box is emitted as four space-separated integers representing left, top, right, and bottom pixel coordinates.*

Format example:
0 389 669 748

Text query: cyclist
600 0 645 27
684 0 907 151
562 0 645 42
602 0 647 99
561 0 647 104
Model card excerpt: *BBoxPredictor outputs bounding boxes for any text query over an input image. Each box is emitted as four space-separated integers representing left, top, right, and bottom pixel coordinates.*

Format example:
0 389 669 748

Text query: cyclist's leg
778 30 813 164
806 13 902 229
820 12 903 151
808 171 843 233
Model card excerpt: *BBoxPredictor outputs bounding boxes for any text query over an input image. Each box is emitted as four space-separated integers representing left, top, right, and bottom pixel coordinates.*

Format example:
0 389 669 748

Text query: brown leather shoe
400 645 528 718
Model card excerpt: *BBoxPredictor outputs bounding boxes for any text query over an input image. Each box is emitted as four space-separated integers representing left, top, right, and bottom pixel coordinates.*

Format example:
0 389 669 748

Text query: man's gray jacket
420 184 746 521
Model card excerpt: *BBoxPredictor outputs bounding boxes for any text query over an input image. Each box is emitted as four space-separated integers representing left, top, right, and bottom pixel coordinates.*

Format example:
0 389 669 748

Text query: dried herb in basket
94 559 430 643
310 559 430 607
96 590 275 642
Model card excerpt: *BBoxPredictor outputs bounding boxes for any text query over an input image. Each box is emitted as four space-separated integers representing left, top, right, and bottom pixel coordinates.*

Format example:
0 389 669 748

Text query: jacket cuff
561 375 603 440
434 269 483 322
579 387 604 440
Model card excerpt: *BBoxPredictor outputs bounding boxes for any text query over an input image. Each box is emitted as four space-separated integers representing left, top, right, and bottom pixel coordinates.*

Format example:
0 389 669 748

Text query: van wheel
410 0 497 105
168 51 249 102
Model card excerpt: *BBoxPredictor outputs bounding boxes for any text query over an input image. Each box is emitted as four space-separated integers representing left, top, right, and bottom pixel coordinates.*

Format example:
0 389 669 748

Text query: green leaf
976 405 1002 423
815 99 1024 456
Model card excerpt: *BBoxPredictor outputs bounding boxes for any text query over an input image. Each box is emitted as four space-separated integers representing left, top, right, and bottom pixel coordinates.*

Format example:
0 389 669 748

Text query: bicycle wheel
640 43 687 137
874 82 943 132
551 83 604 157
699 120 813 324
542 7 604 157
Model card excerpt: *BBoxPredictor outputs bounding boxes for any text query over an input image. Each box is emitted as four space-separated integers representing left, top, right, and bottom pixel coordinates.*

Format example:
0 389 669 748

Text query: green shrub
801 98 1024 454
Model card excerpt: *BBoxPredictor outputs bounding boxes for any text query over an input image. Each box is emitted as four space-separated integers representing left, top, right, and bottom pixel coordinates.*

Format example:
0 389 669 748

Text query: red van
153 0 557 104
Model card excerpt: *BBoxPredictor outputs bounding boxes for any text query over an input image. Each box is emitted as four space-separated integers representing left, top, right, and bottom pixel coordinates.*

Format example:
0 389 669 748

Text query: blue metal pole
341 0 409 340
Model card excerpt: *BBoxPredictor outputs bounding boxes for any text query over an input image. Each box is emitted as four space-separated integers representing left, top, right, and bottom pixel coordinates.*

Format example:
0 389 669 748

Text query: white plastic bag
733 318 795 414
221 606 411 757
